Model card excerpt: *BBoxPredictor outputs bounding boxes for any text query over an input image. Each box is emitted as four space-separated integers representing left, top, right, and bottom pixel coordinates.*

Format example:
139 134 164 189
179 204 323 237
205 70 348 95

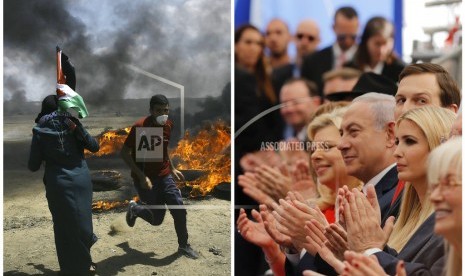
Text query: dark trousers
134 174 188 247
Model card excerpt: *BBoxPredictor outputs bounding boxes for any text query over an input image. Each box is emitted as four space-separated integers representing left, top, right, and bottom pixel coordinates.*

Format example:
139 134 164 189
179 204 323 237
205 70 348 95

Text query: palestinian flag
56 83 89 118
56 46 88 118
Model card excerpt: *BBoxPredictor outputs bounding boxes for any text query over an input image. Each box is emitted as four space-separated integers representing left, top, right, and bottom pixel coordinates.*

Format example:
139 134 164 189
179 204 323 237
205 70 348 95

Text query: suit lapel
375 166 399 196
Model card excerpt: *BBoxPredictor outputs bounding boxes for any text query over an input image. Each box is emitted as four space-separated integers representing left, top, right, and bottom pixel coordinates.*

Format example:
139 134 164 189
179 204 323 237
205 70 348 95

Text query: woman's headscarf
35 95 58 123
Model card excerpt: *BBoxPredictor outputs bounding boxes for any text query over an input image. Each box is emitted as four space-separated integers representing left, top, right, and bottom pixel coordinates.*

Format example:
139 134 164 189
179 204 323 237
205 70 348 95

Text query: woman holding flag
28 47 99 275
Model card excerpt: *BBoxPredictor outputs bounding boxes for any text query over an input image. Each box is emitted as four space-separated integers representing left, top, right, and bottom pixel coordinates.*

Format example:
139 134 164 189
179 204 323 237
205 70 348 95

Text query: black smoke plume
4 0 230 112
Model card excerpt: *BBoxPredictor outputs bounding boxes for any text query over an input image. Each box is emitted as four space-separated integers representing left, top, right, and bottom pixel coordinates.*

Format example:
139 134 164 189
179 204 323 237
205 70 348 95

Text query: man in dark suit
337 92 399 216
301 6 359 96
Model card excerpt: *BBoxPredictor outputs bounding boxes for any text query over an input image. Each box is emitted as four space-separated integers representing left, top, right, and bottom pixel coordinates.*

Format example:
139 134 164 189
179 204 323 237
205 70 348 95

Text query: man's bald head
295 19 321 61
265 18 291 57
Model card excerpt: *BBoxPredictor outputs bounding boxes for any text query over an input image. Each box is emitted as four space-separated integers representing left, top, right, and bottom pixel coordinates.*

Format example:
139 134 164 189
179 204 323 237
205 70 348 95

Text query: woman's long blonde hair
307 107 363 209
387 106 456 252
427 137 462 276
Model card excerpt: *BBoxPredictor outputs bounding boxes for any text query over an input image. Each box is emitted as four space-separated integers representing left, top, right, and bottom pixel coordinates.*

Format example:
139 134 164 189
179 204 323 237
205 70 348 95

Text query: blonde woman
307 107 363 223
340 106 455 275
275 107 364 276
330 130 461 276
237 106 359 276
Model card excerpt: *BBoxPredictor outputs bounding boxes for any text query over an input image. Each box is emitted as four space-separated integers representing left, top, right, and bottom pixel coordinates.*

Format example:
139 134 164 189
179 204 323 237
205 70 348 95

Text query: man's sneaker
126 200 137 227
178 244 199 259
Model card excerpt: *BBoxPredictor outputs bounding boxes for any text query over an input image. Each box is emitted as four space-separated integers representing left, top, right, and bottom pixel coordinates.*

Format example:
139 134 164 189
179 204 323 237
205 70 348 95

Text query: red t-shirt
124 116 172 180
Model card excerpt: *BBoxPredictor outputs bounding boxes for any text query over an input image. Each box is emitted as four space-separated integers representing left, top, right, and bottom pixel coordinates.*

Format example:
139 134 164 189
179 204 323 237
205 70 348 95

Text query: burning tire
179 169 208 181
212 182 230 200
178 170 208 198
91 170 122 191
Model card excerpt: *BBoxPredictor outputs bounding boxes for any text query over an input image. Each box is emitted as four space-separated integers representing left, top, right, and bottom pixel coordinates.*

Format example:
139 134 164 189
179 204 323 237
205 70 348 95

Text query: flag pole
56 46 65 84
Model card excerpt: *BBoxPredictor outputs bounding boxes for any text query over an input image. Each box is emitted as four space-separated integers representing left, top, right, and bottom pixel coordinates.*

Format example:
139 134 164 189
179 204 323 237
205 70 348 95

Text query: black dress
28 114 99 274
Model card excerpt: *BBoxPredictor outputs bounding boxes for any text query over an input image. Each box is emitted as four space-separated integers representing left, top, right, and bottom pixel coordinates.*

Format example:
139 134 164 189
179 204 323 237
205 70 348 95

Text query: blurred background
235 0 462 85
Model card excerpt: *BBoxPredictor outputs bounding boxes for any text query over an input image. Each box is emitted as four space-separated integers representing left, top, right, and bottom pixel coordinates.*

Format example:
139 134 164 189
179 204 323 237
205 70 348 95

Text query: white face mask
156 114 168 125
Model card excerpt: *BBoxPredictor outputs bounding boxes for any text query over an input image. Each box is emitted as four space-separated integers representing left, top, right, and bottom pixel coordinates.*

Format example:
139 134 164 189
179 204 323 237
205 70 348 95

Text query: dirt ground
3 115 231 276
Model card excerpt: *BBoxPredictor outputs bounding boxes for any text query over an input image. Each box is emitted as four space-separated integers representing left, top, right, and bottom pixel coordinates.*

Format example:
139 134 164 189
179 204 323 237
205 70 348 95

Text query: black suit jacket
284 253 316 276
375 166 401 221
344 57 406 84
272 63 295 94
300 46 334 96
375 214 445 276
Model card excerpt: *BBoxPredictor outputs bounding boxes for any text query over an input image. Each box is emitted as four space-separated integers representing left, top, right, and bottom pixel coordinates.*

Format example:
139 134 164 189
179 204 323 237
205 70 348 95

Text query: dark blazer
300 46 334 96
376 166 401 221
344 57 405 84
383 186 404 224
284 253 316 276
272 63 295 94
375 214 445 276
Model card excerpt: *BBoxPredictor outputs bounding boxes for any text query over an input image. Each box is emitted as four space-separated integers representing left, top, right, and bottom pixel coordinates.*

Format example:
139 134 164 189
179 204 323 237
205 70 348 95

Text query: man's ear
386 121 396 148
446 104 458 113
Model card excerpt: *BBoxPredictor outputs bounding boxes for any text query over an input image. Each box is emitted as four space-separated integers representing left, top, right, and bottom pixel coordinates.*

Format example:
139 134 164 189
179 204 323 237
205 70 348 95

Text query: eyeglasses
296 33 317 42
429 177 461 194
337 34 357 41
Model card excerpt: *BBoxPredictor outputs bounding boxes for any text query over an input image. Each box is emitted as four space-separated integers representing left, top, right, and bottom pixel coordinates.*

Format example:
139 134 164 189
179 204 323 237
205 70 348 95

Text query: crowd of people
235 5 462 276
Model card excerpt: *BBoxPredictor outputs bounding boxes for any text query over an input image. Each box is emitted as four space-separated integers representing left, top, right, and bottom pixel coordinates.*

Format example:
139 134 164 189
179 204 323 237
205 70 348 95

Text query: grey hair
352 92 395 130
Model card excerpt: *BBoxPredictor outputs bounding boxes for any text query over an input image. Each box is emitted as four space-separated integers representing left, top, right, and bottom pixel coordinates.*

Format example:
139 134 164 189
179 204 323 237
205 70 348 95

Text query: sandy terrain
3 115 231 275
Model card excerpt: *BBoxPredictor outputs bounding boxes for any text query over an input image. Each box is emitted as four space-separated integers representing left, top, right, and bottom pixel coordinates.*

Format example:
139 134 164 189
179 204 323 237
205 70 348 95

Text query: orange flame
171 120 231 196
92 196 139 212
85 127 131 157
87 121 231 198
